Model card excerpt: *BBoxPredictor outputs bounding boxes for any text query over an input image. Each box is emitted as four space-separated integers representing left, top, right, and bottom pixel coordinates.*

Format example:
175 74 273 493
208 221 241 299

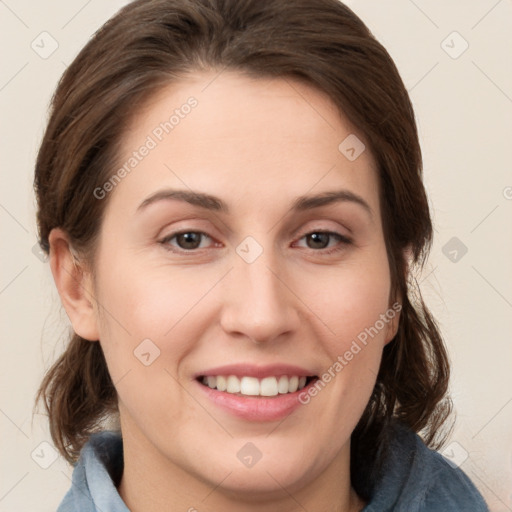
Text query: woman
33 0 489 510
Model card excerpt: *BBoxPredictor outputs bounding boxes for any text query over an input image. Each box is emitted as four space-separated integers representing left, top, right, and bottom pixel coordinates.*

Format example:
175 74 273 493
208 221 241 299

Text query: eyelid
294 221 353 244
158 230 217 250
158 226 353 255
292 229 353 254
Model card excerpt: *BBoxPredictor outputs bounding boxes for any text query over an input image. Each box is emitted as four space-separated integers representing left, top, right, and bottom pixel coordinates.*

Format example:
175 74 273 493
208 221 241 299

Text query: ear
403 244 414 278
383 244 412 345
383 304 401 346
48 228 100 341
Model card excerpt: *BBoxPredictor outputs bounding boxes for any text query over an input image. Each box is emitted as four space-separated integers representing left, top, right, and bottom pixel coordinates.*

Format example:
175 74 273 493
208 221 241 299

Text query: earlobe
384 309 400 345
404 244 414 278
48 228 100 341
384 244 411 345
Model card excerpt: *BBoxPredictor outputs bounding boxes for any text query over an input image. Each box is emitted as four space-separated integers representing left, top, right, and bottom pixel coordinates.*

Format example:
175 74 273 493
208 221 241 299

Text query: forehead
105 70 379 220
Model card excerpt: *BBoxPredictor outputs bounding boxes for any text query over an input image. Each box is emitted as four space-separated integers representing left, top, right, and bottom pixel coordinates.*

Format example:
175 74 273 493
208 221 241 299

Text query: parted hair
33 0 452 499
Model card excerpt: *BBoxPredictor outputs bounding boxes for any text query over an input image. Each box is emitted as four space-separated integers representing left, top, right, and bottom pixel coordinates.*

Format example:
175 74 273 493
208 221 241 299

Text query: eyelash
158 229 353 255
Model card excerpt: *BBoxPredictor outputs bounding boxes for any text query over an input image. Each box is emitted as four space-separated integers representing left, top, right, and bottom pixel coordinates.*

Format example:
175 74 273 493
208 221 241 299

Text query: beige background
1 0 511 510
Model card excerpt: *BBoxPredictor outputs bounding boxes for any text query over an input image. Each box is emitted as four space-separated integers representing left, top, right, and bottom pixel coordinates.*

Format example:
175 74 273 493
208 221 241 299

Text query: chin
210 469 307 501
195 449 320 500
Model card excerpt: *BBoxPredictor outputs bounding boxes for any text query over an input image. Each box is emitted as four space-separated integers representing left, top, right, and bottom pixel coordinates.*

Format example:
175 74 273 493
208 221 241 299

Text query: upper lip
194 363 317 380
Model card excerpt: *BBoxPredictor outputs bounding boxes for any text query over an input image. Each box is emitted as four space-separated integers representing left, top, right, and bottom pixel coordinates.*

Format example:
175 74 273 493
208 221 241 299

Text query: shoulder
419 445 489 511
56 430 126 512
362 422 489 512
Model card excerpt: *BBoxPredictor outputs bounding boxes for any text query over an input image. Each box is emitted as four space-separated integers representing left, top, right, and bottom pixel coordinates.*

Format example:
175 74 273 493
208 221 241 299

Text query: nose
219 246 300 345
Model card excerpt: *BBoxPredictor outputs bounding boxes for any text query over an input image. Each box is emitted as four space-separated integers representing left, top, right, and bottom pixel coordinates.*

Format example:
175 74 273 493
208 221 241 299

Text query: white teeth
216 375 227 391
240 376 260 395
260 377 278 397
200 375 310 396
288 376 299 393
226 375 241 393
277 376 289 394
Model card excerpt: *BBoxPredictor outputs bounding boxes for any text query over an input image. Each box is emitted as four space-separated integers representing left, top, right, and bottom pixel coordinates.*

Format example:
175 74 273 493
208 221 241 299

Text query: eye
159 231 215 252
294 230 352 255
159 229 352 255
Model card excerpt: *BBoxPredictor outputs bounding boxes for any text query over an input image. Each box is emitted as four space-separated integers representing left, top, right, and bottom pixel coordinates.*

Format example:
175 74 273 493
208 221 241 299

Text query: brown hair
33 0 452 498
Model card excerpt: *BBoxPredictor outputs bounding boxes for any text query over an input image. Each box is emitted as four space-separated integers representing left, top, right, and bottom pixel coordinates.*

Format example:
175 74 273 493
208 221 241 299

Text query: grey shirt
57 422 489 511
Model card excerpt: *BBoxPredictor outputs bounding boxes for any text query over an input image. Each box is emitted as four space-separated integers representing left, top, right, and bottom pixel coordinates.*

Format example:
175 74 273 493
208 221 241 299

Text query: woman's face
86 71 399 500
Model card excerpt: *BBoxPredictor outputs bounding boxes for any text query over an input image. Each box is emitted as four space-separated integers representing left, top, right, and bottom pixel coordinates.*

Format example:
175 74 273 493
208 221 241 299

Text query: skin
50 70 403 512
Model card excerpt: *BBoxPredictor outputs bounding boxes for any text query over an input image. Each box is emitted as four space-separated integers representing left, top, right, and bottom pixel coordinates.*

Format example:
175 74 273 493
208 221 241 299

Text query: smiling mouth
196 375 319 398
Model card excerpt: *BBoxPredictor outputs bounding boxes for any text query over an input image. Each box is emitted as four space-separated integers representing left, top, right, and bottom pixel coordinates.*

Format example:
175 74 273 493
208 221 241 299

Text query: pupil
179 232 200 249
309 232 328 249
176 232 329 250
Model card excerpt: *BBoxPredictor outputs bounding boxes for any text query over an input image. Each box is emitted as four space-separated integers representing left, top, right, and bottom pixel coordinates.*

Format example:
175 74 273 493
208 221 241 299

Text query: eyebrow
137 188 373 218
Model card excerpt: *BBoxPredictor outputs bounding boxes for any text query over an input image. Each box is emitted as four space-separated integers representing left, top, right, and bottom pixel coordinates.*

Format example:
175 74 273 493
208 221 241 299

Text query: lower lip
194 378 318 422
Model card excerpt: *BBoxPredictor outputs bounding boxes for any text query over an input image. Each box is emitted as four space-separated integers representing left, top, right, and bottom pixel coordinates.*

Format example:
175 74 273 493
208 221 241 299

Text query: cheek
92 252 229 407
304 253 392 349
93 263 203 423
96 254 211 339
300 251 392 408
